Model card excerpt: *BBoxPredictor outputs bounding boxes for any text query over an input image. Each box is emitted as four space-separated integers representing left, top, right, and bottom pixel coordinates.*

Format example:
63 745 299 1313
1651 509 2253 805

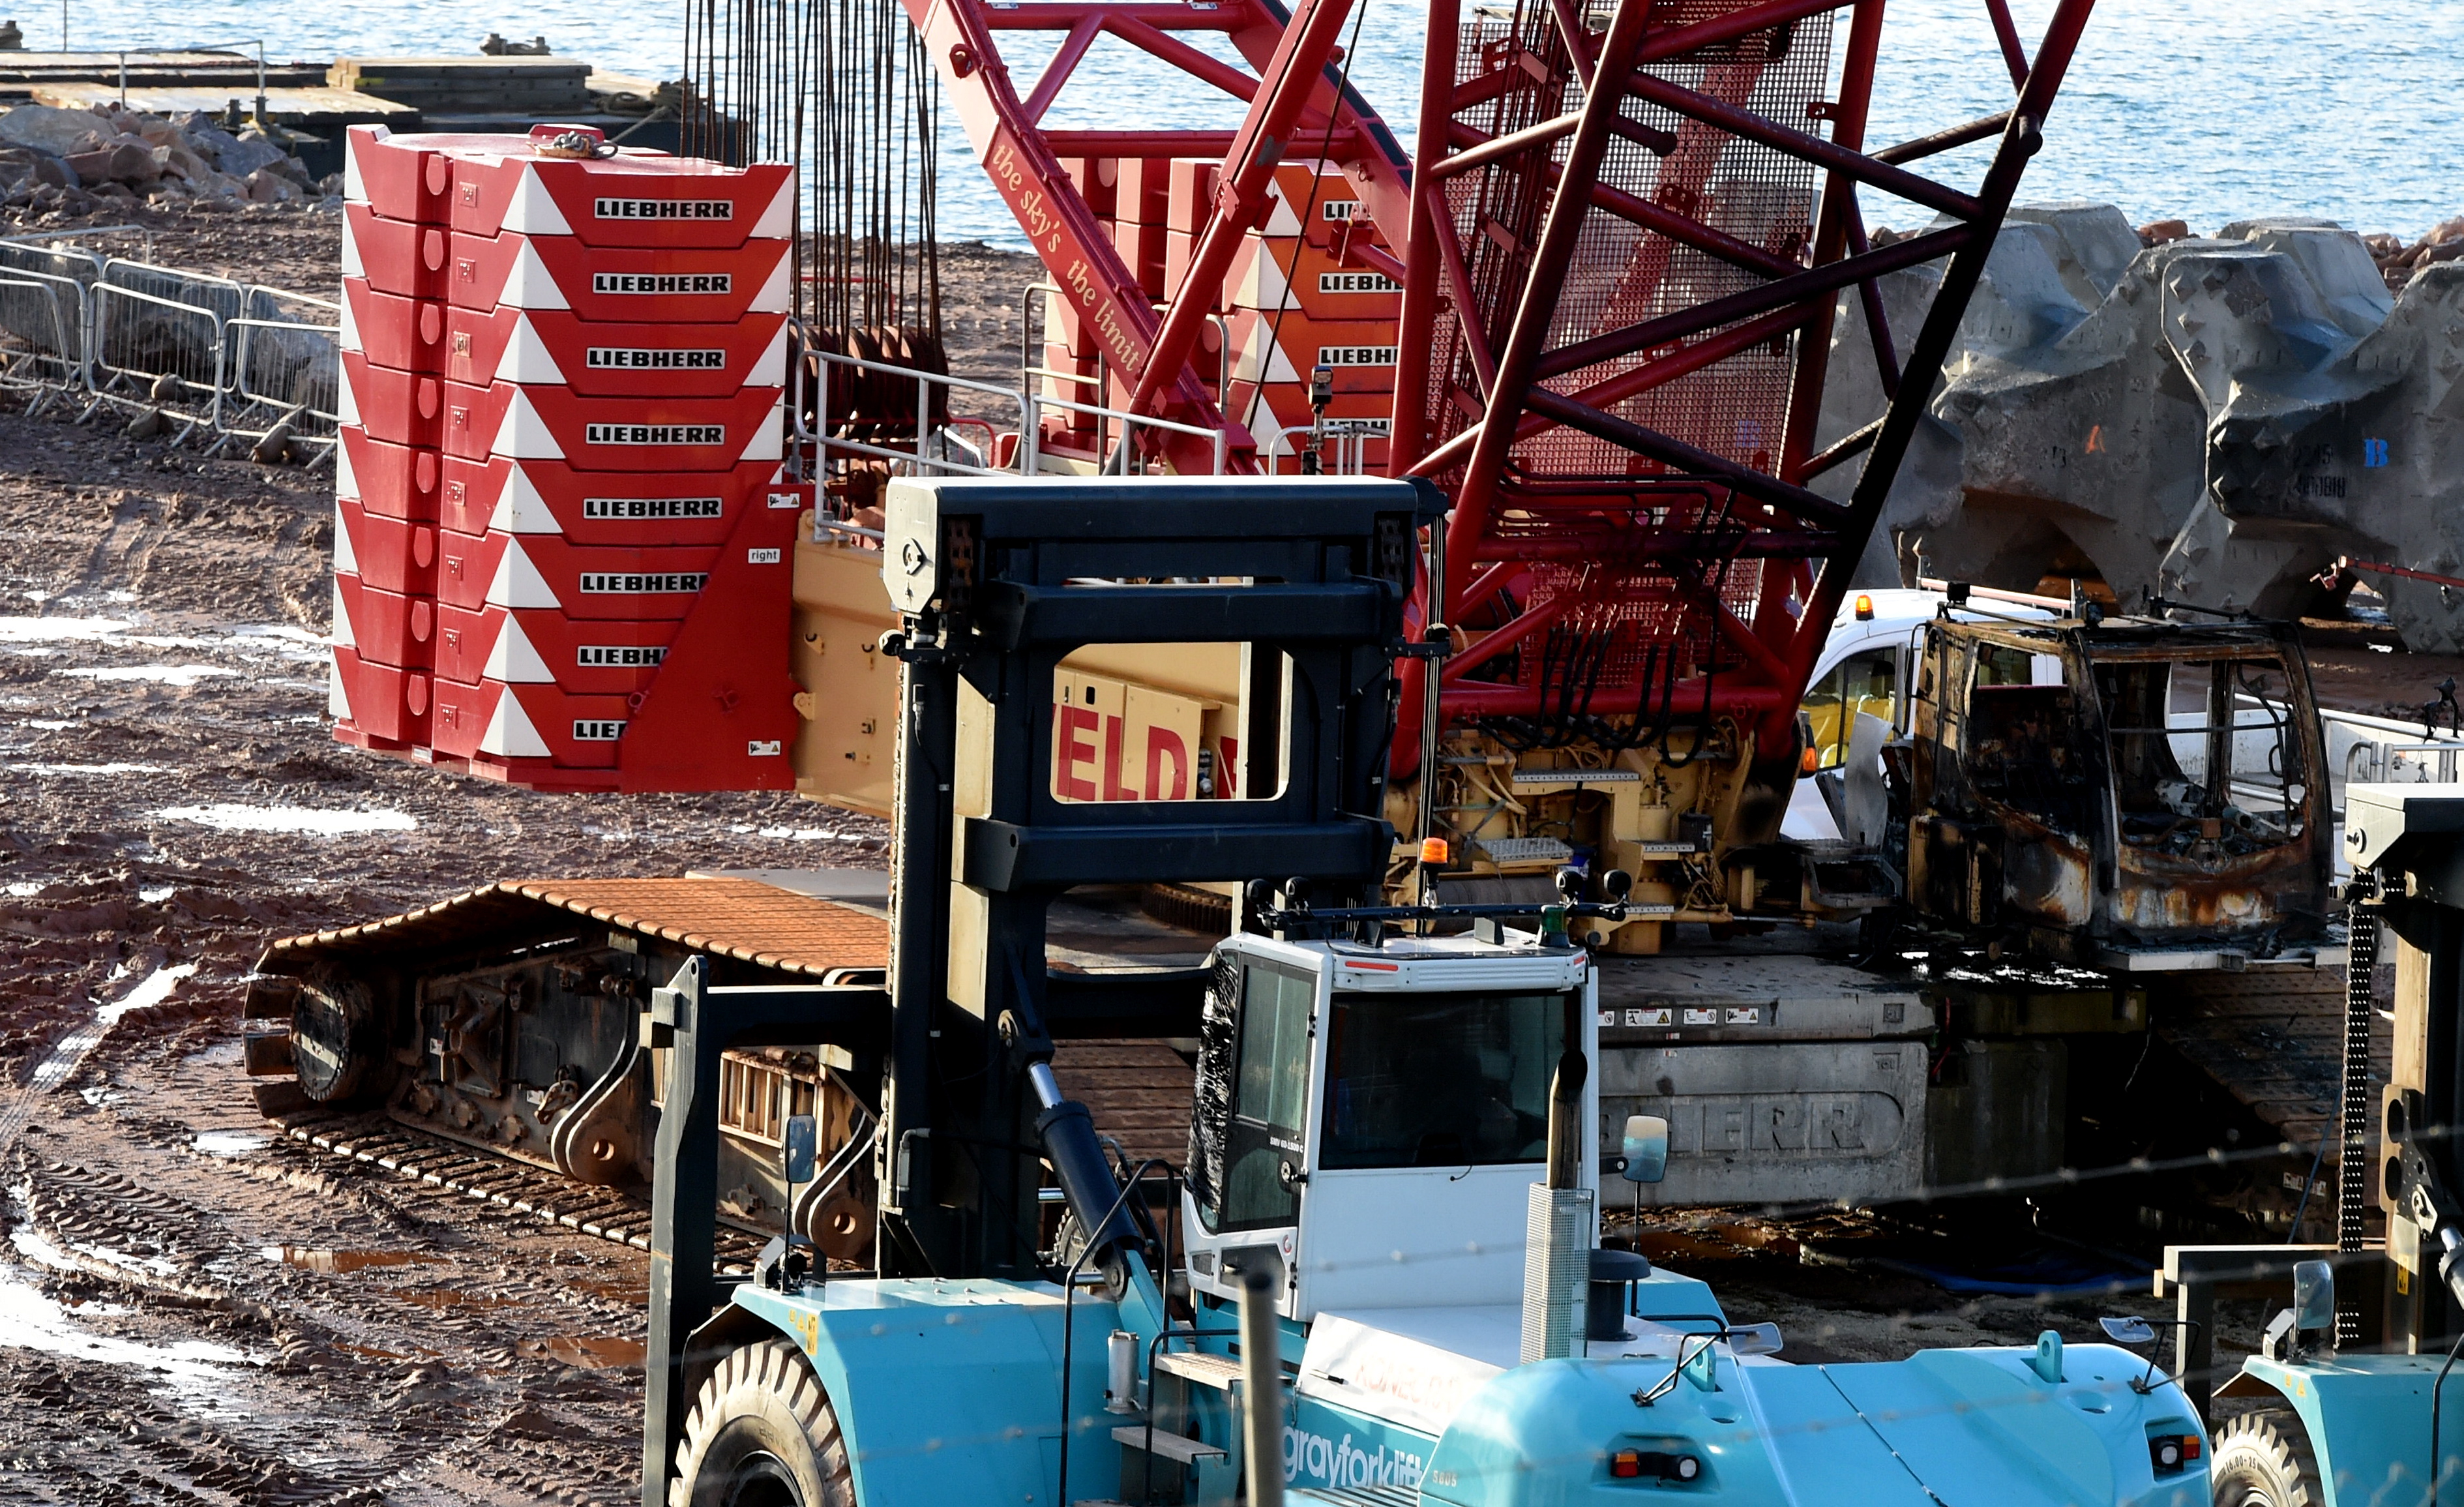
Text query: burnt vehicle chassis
1898 608 2336 970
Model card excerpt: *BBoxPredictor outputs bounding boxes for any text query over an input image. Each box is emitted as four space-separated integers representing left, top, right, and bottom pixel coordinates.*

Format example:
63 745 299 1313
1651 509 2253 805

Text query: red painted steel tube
1532 222 1973 383
1410 301 1817 480
903 0 1236 473
1022 14 1105 123
1385 0 1458 473
1441 681 1797 717
1103 16 1263 100
1621 71 1985 223
1775 0 1886 493
1442 0 1662 608
1128 0 1361 425
1440 597 1575 683
1790 0 2097 663
1520 388 1850 528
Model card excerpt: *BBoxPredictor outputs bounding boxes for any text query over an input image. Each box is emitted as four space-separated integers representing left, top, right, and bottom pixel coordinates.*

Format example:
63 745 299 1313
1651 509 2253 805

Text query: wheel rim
718 1450 803 1507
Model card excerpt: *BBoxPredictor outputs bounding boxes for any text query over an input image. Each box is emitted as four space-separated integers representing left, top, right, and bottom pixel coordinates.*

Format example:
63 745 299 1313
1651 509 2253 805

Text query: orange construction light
1800 745 1821 775
1418 837 1450 865
1854 592 1875 620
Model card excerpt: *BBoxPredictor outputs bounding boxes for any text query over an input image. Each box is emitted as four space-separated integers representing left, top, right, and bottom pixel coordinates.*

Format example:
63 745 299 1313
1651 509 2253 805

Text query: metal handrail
810 344 1034 481
1024 279 1235 475
2344 739 2464 788
1273 422 1375 476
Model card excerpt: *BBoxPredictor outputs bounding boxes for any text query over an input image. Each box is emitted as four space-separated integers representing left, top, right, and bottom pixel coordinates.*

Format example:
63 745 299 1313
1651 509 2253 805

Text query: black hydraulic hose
2433 1328 2464 1506
1056 1157 1168 1507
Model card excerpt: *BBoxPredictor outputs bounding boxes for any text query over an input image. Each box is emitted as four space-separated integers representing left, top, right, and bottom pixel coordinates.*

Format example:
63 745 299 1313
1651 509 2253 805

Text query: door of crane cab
1179 933 1597 1321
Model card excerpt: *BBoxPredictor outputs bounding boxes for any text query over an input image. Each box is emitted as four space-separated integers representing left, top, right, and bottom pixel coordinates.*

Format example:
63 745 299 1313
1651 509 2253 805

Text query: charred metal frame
897 0 1416 473
1389 0 2096 761
1905 613 2335 962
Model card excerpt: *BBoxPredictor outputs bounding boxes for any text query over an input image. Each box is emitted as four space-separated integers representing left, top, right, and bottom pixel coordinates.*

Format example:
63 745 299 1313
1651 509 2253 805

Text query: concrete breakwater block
1814 201 2464 651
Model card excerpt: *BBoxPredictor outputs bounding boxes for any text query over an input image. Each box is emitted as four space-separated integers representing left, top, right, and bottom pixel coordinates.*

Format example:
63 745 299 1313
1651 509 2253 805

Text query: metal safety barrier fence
0 271 87 411
0 236 340 464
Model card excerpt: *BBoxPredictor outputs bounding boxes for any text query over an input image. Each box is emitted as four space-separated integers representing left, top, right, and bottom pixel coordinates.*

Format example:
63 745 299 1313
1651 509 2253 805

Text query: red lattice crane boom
897 0 1418 474
1390 0 2094 797
898 0 2092 911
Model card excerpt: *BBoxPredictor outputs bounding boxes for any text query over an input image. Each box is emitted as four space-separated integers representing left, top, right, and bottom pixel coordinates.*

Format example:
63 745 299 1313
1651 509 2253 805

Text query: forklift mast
2351 784 2464 1348
640 475 1444 1496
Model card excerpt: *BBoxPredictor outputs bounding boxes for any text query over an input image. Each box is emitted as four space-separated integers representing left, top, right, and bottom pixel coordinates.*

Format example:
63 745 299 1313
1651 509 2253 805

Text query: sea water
43 0 2463 245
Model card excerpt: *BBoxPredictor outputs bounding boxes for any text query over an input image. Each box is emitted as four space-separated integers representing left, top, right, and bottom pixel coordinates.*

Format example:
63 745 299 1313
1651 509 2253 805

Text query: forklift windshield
1318 990 1569 1170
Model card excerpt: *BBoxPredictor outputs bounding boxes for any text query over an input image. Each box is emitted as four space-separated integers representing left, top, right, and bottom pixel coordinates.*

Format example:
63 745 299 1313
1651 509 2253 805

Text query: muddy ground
0 195 2371 1506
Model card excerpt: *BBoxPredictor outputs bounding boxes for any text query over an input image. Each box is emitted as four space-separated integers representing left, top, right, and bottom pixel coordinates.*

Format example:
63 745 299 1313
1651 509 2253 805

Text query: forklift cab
1180 931 1597 1320
2193 785 2464 1504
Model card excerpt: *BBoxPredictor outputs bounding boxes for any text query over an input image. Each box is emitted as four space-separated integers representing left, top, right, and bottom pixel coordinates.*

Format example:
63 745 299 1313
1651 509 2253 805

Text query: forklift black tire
2210 1408 2321 1507
670 1338 854 1507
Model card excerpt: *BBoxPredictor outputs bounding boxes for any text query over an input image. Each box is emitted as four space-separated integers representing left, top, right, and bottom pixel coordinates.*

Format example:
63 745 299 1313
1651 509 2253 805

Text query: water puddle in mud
261 1247 443 1275
55 665 239 687
519 1335 646 1369
0 616 132 642
0 1234 251 1403
153 803 416 836
10 762 175 776
394 1289 513 1310
192 1131 269 1156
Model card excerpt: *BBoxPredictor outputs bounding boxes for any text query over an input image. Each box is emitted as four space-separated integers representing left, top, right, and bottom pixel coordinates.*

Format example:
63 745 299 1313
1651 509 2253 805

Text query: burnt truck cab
1902 606 2336 969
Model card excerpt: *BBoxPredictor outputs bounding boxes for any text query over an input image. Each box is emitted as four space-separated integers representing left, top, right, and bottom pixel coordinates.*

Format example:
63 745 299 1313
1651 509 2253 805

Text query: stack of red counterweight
332 124 805 792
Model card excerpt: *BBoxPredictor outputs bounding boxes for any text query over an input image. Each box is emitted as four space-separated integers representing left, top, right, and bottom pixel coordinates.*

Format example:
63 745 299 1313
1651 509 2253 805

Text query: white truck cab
1786 586 2059 840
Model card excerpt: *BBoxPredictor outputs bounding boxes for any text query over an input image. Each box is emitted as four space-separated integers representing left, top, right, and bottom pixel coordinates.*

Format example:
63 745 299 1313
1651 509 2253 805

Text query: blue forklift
2171 783 2464 1504
634 473 2212 1507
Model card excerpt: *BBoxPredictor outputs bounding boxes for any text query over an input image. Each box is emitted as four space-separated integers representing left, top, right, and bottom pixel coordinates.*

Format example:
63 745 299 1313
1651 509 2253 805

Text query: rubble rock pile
2364 216 2464 295
2137 213 2463 295
0 103 339 218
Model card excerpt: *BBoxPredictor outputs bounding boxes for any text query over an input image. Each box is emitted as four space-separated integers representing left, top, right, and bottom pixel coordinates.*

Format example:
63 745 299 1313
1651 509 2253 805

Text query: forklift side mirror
784 1114 820 1185
2098 1315 2157 1345
1727 1322 1783 1357
1621 1115 1669 1184
2292 1260 2334 1332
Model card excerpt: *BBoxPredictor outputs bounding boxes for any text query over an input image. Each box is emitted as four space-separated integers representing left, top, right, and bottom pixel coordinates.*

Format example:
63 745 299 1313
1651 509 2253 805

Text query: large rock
67 139 158 187
219 130 289 181
0 104 108 157
0 146 74 191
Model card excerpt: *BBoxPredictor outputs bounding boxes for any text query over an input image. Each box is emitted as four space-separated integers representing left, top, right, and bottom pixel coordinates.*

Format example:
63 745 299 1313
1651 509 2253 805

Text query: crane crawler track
265 1109 771 1272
